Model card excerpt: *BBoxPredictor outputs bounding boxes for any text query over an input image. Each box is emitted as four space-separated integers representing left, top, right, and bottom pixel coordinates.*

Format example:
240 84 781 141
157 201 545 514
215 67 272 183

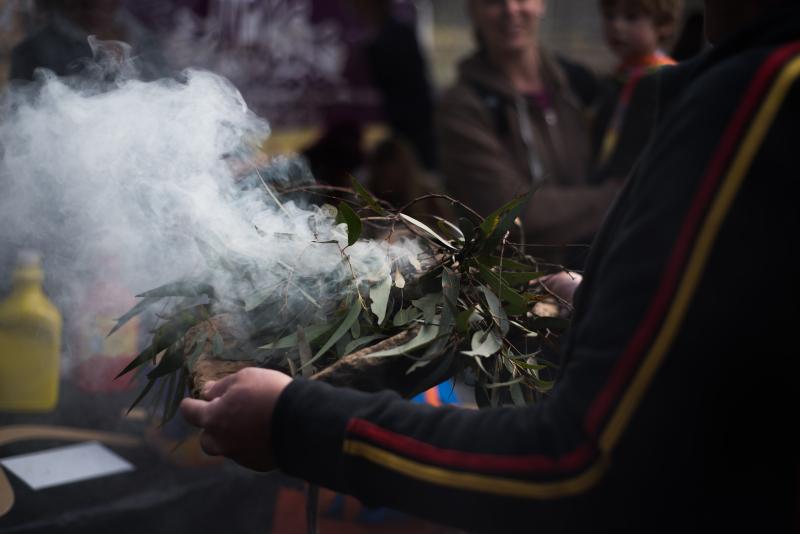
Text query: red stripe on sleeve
347 418 595 475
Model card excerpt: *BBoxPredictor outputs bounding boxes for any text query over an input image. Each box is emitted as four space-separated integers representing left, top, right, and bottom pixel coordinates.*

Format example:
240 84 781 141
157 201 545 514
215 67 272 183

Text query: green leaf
484 376 525 389
399 213 458 250
344 334 387 355
162 368 187 426
108 297 159 338
456 307 478 334
510 383 527 407
301 301 362 371
479 285 510 336
412 293 441 324
461 329 502 358
336 201 363 247
159 371 177 426
434 217 465 242
136 280 217 301
258 324 330 351
392 306 422 327
476 263 528 316
369 275 392 325
116 345 156 380
479 193 528 239
146 343 185 380
367 324 441 358
127 379 156 414
351 176 387 215
349 318 361 340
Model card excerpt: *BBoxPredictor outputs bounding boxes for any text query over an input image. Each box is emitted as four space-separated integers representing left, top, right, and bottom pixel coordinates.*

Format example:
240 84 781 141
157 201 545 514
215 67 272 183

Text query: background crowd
0 0 708 271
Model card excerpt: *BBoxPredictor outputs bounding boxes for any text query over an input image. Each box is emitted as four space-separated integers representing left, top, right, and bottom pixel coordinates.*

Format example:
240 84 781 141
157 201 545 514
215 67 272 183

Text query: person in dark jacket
181 1 800 532
437 0 619 265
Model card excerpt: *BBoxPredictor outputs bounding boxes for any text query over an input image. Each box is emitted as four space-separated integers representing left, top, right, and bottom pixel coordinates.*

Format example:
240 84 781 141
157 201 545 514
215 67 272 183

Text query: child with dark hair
592 0 684 183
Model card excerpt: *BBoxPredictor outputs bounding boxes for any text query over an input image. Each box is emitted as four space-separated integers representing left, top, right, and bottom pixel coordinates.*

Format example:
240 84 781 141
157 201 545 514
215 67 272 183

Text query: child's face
602 5 662 63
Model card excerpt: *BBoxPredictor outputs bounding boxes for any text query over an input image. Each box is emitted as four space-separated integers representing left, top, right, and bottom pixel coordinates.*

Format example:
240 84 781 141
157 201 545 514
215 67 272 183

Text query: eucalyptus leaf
349 318 361 339
476 263 528 316
461 329 503 358
479 285 510 336
258 324 330 351
336 201 363 247
479 193 528 239
302 301 361 371
434 217 465 242
510 383 527 406
392 306 422 327
351 176 387 215
412 293 441 324
369 275 392 325
367 324 440 358
109 297 159 338
126 379 156 414
147 343 185 380
399 213 458 250
137 280 217 301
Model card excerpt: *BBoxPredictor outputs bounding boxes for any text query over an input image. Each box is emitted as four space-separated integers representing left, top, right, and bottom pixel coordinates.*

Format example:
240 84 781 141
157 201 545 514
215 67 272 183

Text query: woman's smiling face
469 0 546 56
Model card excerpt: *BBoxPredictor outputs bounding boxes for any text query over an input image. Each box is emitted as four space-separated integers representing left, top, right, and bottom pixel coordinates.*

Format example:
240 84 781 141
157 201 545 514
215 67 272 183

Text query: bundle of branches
114 180 572 424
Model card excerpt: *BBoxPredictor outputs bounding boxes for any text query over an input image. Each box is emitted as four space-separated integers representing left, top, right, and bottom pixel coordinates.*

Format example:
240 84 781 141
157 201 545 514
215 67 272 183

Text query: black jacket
272 6 800 532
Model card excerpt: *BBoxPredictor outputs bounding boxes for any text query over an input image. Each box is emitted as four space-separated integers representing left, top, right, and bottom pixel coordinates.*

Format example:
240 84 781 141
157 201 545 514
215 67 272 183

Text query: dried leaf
344 334 387 355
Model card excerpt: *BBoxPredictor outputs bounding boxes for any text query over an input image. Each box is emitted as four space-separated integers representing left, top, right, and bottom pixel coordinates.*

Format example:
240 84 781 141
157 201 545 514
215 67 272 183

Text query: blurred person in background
350 0 438 172
591 0 683 184
9 0 167 81
437 0 620 268
182 0 800 531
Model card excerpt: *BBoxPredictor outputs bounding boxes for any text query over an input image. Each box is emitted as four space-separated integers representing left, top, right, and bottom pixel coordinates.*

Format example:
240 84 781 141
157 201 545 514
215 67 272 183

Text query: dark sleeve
600 69 668 182
272 52 800 533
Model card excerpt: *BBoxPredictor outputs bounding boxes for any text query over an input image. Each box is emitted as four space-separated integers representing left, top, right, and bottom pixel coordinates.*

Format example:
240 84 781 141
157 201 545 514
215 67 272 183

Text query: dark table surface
0 380 281 534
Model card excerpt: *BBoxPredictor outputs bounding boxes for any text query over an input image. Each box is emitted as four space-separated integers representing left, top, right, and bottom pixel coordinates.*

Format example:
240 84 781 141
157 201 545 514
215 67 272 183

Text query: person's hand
535 271 583 306
180 367 292 471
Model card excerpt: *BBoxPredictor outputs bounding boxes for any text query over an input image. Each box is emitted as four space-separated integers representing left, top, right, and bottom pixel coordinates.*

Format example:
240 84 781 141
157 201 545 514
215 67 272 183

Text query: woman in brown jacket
437 0 620 263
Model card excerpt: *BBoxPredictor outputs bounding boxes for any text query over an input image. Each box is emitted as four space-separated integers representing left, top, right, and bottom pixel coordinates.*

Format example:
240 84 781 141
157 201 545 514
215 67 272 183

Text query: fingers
202 373 237 400
180 397 210 428
199 430 223 456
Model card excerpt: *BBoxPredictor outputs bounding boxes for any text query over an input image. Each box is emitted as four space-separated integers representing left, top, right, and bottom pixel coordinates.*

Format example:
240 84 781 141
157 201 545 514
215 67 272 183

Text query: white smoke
0 50 420 337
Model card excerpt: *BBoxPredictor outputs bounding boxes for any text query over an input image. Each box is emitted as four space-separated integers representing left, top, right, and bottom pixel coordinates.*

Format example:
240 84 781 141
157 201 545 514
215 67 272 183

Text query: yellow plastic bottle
0 250 62 412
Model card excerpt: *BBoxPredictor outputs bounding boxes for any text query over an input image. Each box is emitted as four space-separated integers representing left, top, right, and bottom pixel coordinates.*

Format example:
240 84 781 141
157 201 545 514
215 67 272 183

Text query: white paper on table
0 441 134 490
